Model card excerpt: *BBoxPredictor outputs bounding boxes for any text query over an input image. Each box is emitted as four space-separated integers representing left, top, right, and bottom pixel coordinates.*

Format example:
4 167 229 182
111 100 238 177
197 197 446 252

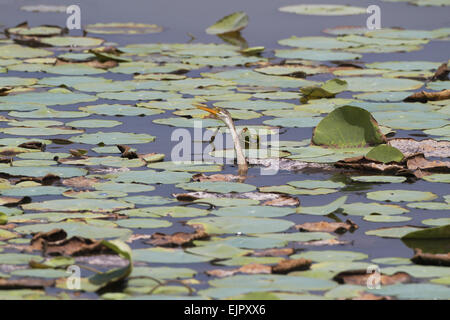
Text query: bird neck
226 120 248 176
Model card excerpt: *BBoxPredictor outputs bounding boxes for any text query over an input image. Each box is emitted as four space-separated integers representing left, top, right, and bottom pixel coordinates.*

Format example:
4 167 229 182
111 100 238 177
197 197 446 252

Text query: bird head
194 104 232 123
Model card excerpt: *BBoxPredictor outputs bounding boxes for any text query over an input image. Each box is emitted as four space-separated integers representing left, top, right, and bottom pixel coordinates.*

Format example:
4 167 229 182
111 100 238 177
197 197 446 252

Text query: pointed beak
194 104 219 115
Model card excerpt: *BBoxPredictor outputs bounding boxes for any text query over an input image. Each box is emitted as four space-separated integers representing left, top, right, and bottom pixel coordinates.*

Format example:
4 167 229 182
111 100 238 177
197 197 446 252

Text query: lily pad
187 216 294 234
296 196 347 215
85 22 163 34
312 106 386 148
279 4 366 16
367 190 438 202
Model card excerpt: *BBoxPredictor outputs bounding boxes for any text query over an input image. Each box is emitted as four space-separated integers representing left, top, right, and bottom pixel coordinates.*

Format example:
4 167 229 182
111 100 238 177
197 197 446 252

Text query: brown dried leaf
117 144 138 159
192 173 241 182
239 263 272 274
17 141 45 151
62 176 98 189
262 195 300 207
0 196 31 207
271 258 311 274
252 248 294 257
411 248 450 266
406 153 450 172
404 89 450 102
333 270 411 286
145 230 209 247
29 229 112 256
431 63 450 81
295 219 358 234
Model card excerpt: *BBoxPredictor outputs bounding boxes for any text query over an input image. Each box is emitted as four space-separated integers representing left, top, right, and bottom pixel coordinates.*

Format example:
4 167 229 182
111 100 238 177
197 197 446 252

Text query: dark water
0 0 449 298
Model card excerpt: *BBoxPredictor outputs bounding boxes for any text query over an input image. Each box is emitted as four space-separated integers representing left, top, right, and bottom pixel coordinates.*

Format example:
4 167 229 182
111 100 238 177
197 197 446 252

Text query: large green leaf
312 106 386 148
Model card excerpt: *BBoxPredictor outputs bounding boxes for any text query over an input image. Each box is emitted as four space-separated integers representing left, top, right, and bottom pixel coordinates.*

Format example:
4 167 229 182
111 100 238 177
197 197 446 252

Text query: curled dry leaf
262 195 300 207
29 229 113 256
406 154 450 172
145 229 209 247
192 173 242 182
173 191 300 202
411 249 450 267
271 258 312 274
335 155 408 175
206 258 311 278
430 63 449 81
295 219 358 234
117 144 138 159
16 173 60 186
333 270 411 286
0 196 31 207
17 141 45 151
404 89 450 103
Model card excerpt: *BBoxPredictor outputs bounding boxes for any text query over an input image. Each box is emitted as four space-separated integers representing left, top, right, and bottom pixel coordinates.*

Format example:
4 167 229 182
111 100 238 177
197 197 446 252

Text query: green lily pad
0 253 43 265
422 218 450 226
279 4 366 16
287 180 345 189
0 44 53 59
363 215 412 223
407 202 450 210
366 226 422 238
15 222 132 239
133 248 213 264
116 218 172 229
275 49 361 61
312 106 386 148
423 174 450 183
367 190 438 202
85 22 163 34
342 202 409 216
39 36 104 47
147 161 222 172
350 176 406 183
212 206 295 218
296 196 347 215
79 104 163 116
22 199 133 212
292 250 368 262
365 145 404 163
0 91 97 106
70 132 155 145
342 77 423 92
187 216 294 234
372 283 450 300
113 170 192 184
0 166 86 178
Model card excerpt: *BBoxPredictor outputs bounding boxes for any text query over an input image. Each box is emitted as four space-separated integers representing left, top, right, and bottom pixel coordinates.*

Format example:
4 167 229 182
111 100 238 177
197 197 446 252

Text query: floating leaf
312 106 386 148
296 196 347 215
206 12 249 35
365 145 404 163
279 4 366 16
85 22 163 34
367 190 438 202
